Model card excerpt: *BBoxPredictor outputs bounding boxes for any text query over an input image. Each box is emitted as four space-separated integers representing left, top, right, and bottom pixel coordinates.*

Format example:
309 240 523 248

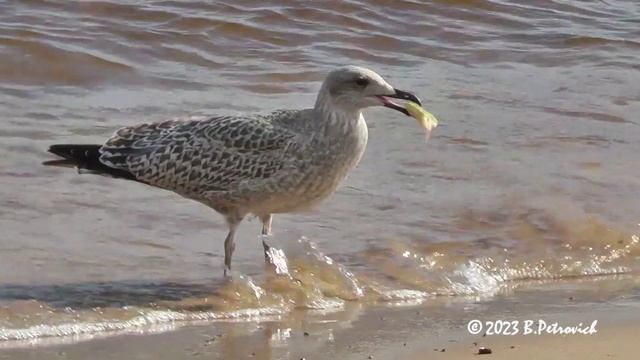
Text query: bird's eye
355 77 369 87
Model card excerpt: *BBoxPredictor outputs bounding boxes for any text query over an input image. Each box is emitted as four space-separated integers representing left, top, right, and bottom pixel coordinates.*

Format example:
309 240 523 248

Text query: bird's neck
313 91 364 135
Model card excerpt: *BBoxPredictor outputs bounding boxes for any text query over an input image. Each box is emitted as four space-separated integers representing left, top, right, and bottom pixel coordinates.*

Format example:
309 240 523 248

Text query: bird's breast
236 115 368 215
274 116 368 212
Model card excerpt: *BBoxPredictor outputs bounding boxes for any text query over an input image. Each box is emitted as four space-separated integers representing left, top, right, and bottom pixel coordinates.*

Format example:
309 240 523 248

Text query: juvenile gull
45 66 422 274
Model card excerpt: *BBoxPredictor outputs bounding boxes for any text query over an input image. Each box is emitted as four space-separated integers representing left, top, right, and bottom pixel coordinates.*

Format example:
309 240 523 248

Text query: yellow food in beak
405 101 439 141
405 101 438 130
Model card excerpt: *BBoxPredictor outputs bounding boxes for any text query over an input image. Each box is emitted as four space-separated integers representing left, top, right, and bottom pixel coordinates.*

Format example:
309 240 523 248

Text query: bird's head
316 65 422 116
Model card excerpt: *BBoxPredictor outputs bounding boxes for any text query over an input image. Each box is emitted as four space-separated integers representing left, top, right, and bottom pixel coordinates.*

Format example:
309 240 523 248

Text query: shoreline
2 277 640 360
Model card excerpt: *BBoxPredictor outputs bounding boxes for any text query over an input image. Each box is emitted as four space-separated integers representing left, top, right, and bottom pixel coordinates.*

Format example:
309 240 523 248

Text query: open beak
376 89 422 116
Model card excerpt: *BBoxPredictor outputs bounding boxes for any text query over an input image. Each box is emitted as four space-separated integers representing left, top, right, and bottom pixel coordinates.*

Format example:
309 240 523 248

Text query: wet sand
403 308 640 360
2 277 639 359
408 323 639 360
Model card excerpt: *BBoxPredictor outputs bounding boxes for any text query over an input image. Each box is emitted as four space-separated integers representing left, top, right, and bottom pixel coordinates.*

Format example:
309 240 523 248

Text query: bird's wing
99 114 302 193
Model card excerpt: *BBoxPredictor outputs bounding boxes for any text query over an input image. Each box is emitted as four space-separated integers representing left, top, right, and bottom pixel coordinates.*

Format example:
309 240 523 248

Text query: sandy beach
408 323 639 360
2 277 639 359
368 280 640 360
403 303 640 360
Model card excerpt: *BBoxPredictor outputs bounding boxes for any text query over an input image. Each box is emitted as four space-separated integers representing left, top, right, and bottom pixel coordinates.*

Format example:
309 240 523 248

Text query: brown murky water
1 0 640 346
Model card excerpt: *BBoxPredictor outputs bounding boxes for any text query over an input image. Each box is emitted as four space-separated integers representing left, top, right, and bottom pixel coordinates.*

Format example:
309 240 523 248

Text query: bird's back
97 109 367 215
100 113 295 195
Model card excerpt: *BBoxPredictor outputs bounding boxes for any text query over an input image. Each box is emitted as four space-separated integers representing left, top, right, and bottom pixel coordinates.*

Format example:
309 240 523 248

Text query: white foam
0 307 286 344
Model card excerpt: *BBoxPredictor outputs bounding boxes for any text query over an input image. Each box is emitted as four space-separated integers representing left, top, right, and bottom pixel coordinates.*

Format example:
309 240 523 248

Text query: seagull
45 66 422 275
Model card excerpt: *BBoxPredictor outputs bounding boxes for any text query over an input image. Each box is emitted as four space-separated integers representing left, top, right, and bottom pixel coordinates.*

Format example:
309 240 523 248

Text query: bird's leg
223 227 237 276
259 214 289 276
259 214 273 262
223 215 242 276
260 214 272 236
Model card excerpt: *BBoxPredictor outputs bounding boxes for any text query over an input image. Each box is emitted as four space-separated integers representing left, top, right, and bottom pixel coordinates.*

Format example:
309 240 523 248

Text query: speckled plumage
100 108 367 216
47 65 418 274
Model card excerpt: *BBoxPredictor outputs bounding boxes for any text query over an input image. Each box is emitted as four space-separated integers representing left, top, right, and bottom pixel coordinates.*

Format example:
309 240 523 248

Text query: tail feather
45 144 139 181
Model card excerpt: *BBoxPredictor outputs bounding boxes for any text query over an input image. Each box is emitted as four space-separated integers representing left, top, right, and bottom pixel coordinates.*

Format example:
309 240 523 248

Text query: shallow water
1 0 639 345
